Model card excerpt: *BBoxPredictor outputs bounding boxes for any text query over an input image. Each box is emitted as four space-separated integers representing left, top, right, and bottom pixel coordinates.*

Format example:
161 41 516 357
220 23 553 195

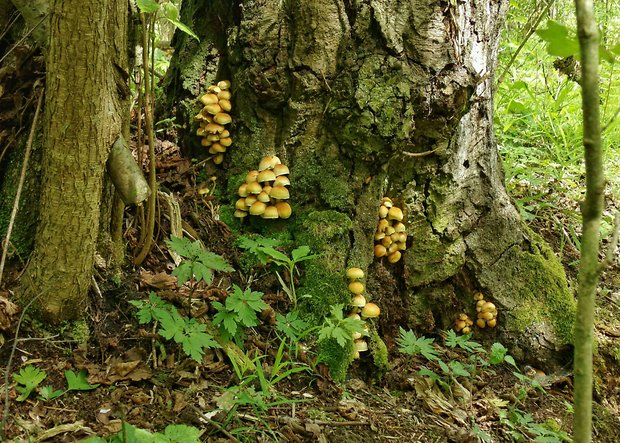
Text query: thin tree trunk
573 0 604 441
19 0 129 322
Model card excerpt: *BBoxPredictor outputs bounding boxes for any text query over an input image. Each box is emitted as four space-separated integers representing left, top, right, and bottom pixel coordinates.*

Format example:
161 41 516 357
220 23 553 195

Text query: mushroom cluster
346 267 380 359
196 80 233 165
233 155 292 220
474 292 497 328
454 313 474 334
373 197 407 264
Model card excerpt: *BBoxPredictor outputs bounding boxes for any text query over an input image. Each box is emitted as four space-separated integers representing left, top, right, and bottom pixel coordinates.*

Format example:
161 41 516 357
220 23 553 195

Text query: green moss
368 326 389 377
498 232 576 345
317 337 354 383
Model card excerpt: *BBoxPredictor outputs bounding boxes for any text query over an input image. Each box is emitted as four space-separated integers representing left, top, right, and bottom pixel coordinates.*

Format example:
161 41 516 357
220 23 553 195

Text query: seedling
397 327 441 362
65 369 100 391
318 304 365 348
212 285 268 346
13 365 47 401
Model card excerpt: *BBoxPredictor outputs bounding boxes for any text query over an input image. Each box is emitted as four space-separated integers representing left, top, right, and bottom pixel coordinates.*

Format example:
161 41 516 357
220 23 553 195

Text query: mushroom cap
381 236 392 248
262 205 279 219
397 232 407 243
212 154 224 165
385 226 396 236
479 311 494 321
220 129 230 138
205 122 225 133
201 138 212 147
348 313 361 321
246 181 263 195
234 209 248 218
387 243 399 254
393 222 406 233
245 195 257 207
481 302 496 313
272 163 290 176
348 281 365 294
204 103 222 115
258 155 281 171
461 326 471 334
217 80 231 90
352 331 363 340
273 176 290 187
388 206 404 221
246 170 259 183
476 318 486 328
379 206 389 219
235 198 247 211
217 90 232 100
387 250 402 263
207 85 221 93
377 219 389 232
269 186 290 200
237 183 248 197
207 133 221 141
346 267 365 280
381 197 393 207
350 294 367 308
374 244 387 257
257 191 271 203
487 318 497 328
455 320 466 331
218 99 232 112
220 137 233 147
211 143 226 153
354 339 368 352
249 201 267 215
200 93 219 105
374 232 386 241
361 303 380 319
473 292 484 301
275 202 292 219
214 112 232 125
257 169 277 183
458 313 469 321
397 241 407 251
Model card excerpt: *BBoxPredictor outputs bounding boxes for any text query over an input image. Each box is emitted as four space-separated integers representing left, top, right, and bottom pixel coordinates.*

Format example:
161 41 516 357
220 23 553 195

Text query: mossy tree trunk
18 0 129 322
167 0 576 369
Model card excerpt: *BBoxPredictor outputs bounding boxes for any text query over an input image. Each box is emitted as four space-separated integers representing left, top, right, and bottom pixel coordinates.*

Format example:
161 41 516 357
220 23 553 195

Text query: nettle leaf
65 369 99 391
136 0 160 14
14 365 47 401
172 262 193 287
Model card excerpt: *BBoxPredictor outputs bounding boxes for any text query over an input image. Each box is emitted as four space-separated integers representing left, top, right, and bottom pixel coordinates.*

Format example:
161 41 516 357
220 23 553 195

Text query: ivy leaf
65 369 99 391
136 0 160 14
14 365 47 401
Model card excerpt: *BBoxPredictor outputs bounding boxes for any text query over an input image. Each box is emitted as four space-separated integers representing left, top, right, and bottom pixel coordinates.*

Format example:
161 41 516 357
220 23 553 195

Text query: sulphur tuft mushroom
234 155 293 220
196 80 233 164
454 313 474 333
361 302 380 319
346 267 365 281
472 292 499 329
374 197 408 263
348 281 365 295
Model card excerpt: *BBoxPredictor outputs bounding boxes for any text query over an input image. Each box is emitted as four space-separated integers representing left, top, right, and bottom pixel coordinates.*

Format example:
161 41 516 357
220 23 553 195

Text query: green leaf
449 361 471 378
536 21 579 58
162 424 201 442
166 236 198 258
162 2 179 20
213 309 238 337
191 261 213 285
396 327 440 361
172 262 193 286
444 330 484 354
14 365 47 401
65 369 99 391
37 385 65 401
331 327 350 348
198 251 234 272
157 309 185 342
489 342 508 365
136 0 160 13
258 246 290 264
164 18 200 41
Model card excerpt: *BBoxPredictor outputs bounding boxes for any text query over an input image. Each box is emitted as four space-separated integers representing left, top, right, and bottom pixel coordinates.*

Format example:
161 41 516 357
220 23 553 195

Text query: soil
0 143 619 443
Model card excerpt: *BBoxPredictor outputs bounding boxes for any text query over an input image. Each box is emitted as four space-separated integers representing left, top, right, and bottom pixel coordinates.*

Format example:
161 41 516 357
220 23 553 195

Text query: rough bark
19 0 129 322
167 0 576 371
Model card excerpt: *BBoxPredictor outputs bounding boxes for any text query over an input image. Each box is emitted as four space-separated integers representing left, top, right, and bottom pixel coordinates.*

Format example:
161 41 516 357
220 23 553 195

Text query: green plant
444 330 485 354
65 369 99 391
238 237 318 307
83 422 201 443
489 342 519 370
166 236 233 287
136 0 199 41
498 407 572 442
13 365 47 401
317 305 365 348
397 327 441 361
130 292 220 361
212 285 268 346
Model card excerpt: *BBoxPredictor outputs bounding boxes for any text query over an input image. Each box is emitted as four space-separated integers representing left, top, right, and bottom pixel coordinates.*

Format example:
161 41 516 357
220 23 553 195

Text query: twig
0 87 44 287
402 148 439 157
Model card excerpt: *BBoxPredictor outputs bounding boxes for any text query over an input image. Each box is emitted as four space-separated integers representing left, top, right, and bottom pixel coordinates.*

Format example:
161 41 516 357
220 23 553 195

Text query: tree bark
19 0 129 322
167 0 576 370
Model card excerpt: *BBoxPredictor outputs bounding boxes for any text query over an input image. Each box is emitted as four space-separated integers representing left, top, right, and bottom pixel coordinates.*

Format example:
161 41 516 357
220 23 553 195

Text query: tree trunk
167 0 576 371
19 0 129 322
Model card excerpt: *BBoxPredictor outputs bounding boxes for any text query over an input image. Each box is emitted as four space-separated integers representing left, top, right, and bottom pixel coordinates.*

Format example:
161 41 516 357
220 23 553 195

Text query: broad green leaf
136 0 160 13
199 251 234 272
192 261 213 284
291 246 310 261
65 369 99 391
162 2 179 20
162 424 201 442
449 361 471 378
38 385 65 401
536 21 579 58
259 247 290 264
172 262 193 286
489 342 507 365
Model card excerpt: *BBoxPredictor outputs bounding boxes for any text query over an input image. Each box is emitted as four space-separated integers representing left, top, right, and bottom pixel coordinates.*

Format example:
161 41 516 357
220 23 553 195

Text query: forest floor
0 143 619 443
